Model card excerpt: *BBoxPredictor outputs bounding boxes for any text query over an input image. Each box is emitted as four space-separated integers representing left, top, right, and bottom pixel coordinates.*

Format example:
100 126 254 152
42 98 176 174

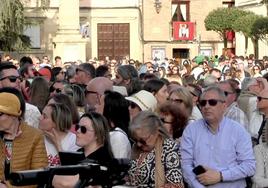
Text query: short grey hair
200 85 226 101
241 77 257 91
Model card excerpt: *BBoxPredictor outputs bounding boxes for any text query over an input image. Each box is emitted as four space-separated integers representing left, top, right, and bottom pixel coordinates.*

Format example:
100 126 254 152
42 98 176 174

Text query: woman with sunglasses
39 103 80 166
126 111 184 187
52 112 114 188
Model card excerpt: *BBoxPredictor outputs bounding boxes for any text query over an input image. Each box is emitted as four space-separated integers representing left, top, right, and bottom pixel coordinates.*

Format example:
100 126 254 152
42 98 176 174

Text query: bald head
87 77 113 95
85 77 113 108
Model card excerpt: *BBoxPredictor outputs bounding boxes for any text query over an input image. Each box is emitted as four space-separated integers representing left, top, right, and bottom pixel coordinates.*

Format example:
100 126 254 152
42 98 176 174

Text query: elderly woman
0 87 48 187
127 111 184 187
39 103 79 166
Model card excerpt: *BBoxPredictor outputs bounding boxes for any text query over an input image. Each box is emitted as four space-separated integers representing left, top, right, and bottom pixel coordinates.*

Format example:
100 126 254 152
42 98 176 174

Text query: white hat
126 90 157 111
113 86 128 96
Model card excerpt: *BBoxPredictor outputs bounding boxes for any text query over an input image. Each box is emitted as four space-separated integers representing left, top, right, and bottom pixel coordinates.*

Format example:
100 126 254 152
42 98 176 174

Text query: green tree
233 12 261 57
0 0 30 51
0 0 49 51
251 17 268 58
204 7 248 49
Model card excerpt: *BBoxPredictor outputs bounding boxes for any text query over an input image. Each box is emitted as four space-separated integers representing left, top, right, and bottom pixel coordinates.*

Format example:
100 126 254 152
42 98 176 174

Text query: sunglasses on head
257 96 268 102
75 124 94 134
199 99 224 107
0 76 22 83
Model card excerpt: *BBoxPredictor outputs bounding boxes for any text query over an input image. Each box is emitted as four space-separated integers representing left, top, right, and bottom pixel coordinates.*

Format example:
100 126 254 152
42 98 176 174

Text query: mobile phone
192 165 206 175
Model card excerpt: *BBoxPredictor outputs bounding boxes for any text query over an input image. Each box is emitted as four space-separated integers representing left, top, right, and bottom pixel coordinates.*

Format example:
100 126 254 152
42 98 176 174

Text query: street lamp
154 0 162 14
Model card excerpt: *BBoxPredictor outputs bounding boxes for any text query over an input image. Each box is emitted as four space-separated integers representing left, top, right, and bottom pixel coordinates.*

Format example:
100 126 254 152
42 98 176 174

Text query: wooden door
98 23 130 61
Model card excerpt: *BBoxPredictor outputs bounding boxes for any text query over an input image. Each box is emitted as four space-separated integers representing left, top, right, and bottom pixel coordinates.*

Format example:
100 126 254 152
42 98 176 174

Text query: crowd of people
1 52 268 187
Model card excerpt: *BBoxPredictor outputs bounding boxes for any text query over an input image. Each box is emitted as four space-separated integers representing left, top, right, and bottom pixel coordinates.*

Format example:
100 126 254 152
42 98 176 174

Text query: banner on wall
173 22 195 41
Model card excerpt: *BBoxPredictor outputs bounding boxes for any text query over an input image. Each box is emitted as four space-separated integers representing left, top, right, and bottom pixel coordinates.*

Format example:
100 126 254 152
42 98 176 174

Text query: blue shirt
181 117 256 188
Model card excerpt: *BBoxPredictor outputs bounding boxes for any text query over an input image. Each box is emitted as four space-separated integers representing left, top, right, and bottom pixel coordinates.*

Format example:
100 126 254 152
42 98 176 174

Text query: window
172 0 190 22
24 25 41 48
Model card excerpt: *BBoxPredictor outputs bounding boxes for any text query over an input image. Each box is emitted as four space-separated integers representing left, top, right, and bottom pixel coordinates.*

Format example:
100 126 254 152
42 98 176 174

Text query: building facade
21 0 237 63
235 0 268 58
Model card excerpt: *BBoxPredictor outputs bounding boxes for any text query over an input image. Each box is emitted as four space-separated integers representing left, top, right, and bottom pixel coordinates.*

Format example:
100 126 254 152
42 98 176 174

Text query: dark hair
96 65 109 77
19 63 34 78
50 93 79 124
143 79 165 94
158 102 188 138
20 56 33 67
0 87 25 118
117 65 141 95
51 67 63 82
80 112 113 157
78 63 96 79
103 90 130 134
0 62 17 77
30 77 50 112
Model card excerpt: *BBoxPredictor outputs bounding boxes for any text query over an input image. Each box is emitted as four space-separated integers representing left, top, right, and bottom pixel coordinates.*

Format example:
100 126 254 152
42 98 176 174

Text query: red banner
173 22 195 41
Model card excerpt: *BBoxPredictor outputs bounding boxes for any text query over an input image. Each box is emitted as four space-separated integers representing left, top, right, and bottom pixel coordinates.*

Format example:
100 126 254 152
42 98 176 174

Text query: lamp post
154 0 162 14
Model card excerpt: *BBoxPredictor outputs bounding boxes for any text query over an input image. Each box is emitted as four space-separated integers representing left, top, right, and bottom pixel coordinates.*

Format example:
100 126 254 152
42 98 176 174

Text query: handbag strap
155 136 165 188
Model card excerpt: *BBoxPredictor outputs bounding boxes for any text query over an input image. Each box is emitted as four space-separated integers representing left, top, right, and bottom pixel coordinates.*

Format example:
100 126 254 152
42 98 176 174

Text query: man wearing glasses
181 86 255 188
218 80 249 131
0 62 41 129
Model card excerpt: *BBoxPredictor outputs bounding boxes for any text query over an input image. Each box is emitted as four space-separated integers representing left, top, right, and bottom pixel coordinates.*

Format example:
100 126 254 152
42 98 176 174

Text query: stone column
58 0 79 32
53 0 88 63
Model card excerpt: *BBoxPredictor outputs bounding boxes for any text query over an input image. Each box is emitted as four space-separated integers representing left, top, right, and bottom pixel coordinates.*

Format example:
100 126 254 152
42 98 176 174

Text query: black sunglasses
75 124 94 134
50 87 62 93
199 99 224 107
0 76 22 83
257 96 268 102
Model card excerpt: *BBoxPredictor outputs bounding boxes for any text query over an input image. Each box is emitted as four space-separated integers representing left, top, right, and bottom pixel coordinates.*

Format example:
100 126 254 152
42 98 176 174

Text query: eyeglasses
257 96 268 102
224 91 234 96
160 118 173 124
75 124 94 134
199 99 224 107
84 90 98 96
50 87 62 93
167 97 183 104
0 76 22 83
132 133 152 146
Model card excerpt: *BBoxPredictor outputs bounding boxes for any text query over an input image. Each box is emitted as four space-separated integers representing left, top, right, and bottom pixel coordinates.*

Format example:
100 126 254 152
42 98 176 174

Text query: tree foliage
252 17 268 40
205 7 248 48
232 11 261 38
0 0 31 51
205 7 248 35
0 0 50 51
